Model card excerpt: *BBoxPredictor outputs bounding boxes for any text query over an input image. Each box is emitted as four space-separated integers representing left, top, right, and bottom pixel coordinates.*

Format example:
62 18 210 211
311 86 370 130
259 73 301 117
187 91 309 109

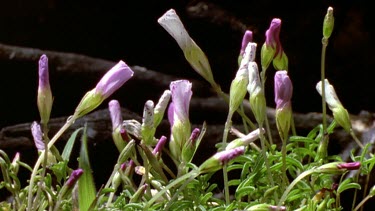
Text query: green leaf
78 124 96 211
337 178 361 194
50 161 68 184
289 136 315 143
62 127 83 161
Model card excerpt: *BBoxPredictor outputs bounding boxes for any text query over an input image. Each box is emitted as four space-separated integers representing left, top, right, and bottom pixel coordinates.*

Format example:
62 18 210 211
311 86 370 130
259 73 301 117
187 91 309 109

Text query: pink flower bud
337 162 360 170
66 169 84 187
31 121 44 151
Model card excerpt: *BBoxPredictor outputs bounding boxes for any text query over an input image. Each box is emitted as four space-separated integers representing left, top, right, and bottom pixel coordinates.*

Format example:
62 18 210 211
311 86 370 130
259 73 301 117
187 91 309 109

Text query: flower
108 100 127 152
66 169 84 187
274 71 293 138
37 54 53 125
154 90 171 128
323 7 334 39
31 121 44 151
261 18 288 70
316 79 351 132
152 136 167 155
238 30 253 64
199 147 245 173
248 61 266 124
168 80 192 161
74 61 133 118
158 9 215 85
337 162 360 170
182 127 201 162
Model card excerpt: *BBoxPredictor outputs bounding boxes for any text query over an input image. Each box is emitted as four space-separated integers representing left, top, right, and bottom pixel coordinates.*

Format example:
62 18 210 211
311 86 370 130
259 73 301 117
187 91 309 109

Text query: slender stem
361 173 371 211
27 116 76 211
281 133 288 190
259 129 278 202
321 37 328 135
354 195 373 211
222 114 232 205
144 170 199 210
164 174 196 211
278 168 315 207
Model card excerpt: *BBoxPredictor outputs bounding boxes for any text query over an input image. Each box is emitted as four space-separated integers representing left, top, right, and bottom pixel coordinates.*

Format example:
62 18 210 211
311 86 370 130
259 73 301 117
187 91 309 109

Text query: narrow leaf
62 127 83 161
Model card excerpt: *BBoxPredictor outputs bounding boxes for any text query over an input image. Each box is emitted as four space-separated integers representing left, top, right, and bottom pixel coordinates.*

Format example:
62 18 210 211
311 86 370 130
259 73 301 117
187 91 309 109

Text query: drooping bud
154 90 171 128
141 100 156 145
238 30 253 65
109 100 127 152
10 152 21 175
316 79 351 132
158 9 215 85
274 71 293 138
314 162 360 174
37 54 53 126
199 147 245 173
247 61 267 124
168 80 192 161
74 61 133 118
323 7 334 39
226 128 265 150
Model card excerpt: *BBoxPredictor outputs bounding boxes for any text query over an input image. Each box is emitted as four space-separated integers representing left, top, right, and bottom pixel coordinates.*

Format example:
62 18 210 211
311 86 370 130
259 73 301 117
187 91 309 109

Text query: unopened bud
323 7 334 39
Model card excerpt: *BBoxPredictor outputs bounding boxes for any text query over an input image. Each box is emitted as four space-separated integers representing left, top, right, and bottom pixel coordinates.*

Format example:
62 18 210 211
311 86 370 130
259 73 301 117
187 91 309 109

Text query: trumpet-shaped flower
74 61 134 118
168 80 192 161
37 54 53 126
274 71 293 138
158 9 215 85
316 79 351 132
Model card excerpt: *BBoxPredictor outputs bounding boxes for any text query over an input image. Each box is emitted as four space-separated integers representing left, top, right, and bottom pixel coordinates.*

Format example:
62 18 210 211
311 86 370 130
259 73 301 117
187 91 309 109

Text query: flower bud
226 128 265 150
316 79 351 132
152 136 167 155
66 169 84 188
74 61 133 118
274 71 293 138
238 30 253 65
273 50 288 71
261 18 280 70
168 80 192 161
109 100 127 152
199 147 245 173
323 7 334 39
37 54 53 126
158 9 215 85
314 162 360 174
10 152 20 175
31 121 44 151
246 204 286 211
182 127 200 163
141 100 156 145
248 61 266 124
154 90 171 128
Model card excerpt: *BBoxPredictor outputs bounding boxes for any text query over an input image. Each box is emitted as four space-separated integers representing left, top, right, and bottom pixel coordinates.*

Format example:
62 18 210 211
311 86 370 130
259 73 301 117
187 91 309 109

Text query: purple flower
274 71 293 109
109 100 122 130
31 121 44 151
169 80 192 123
74 61 133 118
37 54 53 125
168 80 192 161
66 169 84 187
337 162 361 170
152 136 167 155
240 30 253 56
95 61 134 99
214 146 245 165
265 18 282 57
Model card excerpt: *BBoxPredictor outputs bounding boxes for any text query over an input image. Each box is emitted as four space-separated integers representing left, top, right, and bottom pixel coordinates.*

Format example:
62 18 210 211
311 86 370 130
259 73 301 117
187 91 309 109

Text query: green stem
27 116 76 211
354 195 373 211
144 170 199 210
281 133 288 190
278 168 315 207
222 114 232 205
361 173 371 211
164 174 196 211
321 37 328 135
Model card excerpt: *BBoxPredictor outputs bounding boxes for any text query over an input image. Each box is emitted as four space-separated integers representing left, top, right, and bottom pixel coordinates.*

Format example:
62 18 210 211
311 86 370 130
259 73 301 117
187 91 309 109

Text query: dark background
0 0 373 208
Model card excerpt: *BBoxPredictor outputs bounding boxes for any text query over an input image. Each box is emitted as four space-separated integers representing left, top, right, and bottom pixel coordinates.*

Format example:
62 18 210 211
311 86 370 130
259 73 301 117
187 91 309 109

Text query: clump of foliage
1 6 375 211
